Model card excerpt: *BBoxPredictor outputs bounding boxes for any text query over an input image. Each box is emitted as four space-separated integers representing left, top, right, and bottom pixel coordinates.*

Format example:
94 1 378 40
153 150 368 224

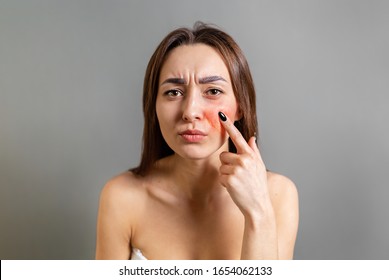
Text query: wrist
243 203 276 230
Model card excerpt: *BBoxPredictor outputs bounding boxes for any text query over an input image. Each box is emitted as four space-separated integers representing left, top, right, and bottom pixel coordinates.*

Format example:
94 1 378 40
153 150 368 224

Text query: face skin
156 43 240 161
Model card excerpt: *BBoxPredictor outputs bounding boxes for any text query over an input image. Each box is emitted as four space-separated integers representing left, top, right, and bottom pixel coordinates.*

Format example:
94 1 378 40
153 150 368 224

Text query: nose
181 89 203 122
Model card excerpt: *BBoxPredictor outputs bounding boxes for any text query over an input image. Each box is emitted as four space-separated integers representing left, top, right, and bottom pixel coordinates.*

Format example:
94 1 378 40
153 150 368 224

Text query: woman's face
156 43 240 160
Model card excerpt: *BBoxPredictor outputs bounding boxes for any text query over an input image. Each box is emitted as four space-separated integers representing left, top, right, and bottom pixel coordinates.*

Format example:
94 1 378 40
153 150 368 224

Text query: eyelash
206 88 223 96
164 89 183 97
163 88 223 98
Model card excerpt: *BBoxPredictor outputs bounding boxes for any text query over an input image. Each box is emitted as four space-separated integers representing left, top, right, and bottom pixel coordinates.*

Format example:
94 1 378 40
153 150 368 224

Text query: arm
218 112 299 259
241 174 299 259
240 197 279 259
95 178 132 259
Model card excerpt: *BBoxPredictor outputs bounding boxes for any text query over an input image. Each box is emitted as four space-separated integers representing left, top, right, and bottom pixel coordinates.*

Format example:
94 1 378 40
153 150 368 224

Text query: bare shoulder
266 171 299 259
96 171 148 259
266 171 298 203
99 171 147 211
266 171 299 219
101 171 143 194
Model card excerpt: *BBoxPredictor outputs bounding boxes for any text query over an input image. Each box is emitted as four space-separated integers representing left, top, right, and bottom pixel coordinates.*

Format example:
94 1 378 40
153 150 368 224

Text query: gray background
1 0 388 259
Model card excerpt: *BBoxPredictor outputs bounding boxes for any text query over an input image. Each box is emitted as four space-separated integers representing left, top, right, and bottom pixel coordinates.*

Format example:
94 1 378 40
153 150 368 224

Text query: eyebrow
199 76 227 84
160 75 227 85
161 78 186 85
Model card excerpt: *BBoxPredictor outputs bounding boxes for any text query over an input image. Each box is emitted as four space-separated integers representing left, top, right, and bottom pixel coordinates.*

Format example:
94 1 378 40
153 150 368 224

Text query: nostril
182 113 200 122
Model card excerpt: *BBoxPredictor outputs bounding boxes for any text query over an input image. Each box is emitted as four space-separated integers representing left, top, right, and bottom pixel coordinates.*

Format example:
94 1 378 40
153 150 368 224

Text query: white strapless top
131 248 147 260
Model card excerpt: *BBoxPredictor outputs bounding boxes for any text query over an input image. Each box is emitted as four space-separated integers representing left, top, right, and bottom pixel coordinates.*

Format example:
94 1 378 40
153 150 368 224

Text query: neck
159 150 225 201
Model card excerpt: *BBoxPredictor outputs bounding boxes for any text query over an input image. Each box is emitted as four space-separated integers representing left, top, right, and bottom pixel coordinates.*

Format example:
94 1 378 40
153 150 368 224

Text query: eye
205 88 223 96
164 89 183 97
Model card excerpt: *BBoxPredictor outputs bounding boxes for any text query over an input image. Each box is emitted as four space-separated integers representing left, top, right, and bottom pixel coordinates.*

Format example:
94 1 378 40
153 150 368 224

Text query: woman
95 23 299 260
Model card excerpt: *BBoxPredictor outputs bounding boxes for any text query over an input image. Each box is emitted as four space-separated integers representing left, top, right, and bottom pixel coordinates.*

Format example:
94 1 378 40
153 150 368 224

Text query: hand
218 112 271 218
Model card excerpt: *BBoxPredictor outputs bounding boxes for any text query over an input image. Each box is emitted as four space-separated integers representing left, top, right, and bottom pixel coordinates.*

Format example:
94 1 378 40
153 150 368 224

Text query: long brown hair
132 22 257 176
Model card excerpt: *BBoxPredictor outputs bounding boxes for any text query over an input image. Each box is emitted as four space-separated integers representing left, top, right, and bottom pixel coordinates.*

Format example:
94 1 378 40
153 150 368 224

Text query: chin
177 151 213 160
174 144 225 160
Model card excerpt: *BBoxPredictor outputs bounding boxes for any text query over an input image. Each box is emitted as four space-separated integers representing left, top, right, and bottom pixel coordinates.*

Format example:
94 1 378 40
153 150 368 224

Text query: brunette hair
131 22 258 176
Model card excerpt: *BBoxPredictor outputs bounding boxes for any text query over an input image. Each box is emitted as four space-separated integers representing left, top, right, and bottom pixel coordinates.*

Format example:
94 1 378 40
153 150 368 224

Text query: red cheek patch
204 110 220 130
204 108 233 134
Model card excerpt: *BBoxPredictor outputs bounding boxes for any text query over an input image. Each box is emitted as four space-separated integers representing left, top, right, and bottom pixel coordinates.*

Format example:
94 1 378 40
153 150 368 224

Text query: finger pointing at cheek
218 111 256 155
217 111 269 219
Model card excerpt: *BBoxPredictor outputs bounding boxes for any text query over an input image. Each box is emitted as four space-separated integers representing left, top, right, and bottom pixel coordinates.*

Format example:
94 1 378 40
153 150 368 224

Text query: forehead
159 43 230 80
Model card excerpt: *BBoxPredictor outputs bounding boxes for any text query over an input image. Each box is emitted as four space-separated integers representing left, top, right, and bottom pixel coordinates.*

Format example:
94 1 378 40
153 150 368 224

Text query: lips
179 129 207 142
180 129 207 136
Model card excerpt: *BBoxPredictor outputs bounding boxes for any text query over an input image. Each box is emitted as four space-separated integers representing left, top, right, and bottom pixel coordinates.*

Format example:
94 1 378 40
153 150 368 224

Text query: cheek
204 107 235 133
204 110 220 130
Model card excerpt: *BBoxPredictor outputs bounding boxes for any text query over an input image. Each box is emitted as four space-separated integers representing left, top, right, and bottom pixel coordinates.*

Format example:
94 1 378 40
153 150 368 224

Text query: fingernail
218 112 227 122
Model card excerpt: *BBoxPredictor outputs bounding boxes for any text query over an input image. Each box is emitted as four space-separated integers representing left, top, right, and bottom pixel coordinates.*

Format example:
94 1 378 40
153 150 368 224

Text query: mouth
179 129 207 142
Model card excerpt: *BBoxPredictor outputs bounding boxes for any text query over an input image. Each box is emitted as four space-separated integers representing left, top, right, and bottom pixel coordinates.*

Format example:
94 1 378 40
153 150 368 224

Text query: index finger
218 111 251 154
